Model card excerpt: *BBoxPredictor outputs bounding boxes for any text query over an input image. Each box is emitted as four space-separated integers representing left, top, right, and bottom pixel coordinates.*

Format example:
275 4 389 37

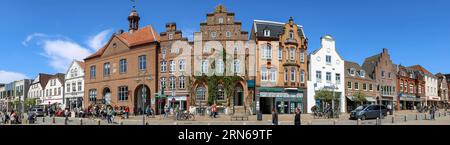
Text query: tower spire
128 0 140 33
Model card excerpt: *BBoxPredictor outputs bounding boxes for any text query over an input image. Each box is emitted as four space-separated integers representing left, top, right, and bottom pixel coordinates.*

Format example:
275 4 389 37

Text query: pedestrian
174 105 179 121
111 107 116 123
10 110 16 124
4 111 10 124
212 103 217 118
145 105 151 118
124 106 129 119
164 104 169 119
271 108 278 125
28 112 36 124
106 107 112 124
64 108 70 122
432 105 437 120
294 107 301 125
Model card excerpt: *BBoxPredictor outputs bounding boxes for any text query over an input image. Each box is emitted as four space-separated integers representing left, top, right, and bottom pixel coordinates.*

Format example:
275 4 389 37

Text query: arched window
217 84 224 100
262 44 272 59
179 59 185 71
196 87 206 101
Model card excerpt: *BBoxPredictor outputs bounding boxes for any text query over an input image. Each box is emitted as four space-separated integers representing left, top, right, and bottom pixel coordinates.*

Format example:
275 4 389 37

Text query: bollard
52 117 56 124
424 114 427 120
439 112 441 117
120 121 123 125
404 116 407 122
416 114 418 120
376 118 379 125
145 122 149 125
333 120 336 125
143 116 146 125
80 119 83 125
357 119 360 125
64 119 68 125
174 122 178 125
391 116 395 124
97 120 101 125
42 117 45 123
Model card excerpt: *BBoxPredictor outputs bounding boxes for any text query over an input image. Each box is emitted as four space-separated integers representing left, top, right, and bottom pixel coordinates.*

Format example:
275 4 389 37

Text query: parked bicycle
177 111 195 121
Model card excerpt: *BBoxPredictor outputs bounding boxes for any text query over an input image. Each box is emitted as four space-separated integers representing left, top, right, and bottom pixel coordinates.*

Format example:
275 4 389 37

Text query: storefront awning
347 96 376 102
259 92 303 98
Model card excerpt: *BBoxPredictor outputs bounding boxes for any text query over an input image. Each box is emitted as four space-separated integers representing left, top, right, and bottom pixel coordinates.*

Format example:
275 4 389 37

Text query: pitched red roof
85 26 160 60
408 65 433 76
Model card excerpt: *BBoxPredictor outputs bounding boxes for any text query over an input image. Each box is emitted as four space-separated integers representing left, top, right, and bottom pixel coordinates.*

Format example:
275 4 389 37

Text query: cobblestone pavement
1 110 448 125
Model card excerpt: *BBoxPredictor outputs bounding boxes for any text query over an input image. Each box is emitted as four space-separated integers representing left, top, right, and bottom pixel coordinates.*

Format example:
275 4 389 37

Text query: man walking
294 107 301 125
271 108 278 125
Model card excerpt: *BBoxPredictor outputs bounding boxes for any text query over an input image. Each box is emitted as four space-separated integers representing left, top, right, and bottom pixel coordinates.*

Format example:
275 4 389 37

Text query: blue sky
1 0 449 83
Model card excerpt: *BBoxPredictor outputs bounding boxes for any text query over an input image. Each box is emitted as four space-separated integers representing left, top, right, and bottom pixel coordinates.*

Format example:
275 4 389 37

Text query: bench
231 115 248 121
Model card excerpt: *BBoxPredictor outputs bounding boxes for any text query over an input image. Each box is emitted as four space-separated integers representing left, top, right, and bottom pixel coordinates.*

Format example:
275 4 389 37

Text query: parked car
349 105 388 120
28 108 46 117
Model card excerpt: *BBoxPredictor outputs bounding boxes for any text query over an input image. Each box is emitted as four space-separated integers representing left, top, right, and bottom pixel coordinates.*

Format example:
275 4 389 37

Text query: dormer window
350 68 355 76
218 17 224 24
264 29 270 37
168 33 173 40
360 70 365 77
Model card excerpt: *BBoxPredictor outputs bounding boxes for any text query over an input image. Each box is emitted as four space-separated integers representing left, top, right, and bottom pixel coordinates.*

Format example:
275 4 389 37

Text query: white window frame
179 76 185 89
270 70 276 82
216 60 224 74
291 67 295 82
326 55 331 65
170 60 176 73
202 60 209 74
161 61 166 72
316 71 322 83
278 48 282 60
264 29 270 37
179 59 185 71
326 72 331 83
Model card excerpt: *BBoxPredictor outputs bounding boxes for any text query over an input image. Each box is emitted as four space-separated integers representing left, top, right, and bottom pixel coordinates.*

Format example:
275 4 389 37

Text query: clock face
316 56 321 61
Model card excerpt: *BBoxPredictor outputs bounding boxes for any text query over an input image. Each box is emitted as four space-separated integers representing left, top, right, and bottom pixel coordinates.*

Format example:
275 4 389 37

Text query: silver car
29 108 45 117
349 105 388 120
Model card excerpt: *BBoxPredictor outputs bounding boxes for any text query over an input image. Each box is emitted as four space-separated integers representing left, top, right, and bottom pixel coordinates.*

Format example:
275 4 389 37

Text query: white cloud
41 40 92 72
23 29 112 72
0 70 28 83
87 29 112 51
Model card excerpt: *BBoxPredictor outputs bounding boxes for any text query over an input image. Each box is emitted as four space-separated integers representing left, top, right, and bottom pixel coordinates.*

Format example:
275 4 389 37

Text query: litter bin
257 111 262 121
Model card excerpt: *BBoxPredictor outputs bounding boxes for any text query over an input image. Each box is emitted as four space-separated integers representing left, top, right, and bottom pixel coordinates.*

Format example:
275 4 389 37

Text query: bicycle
177 111 195 121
